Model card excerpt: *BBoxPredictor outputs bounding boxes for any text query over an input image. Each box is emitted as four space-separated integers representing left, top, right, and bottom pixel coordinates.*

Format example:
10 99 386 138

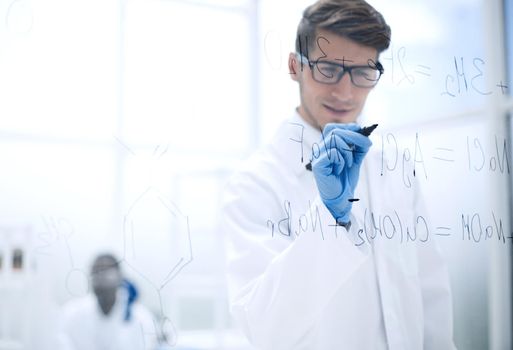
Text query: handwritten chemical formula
380 132 510 187
267 199 513 249
381 45 509 97
288 122 511 190
263 33 510 98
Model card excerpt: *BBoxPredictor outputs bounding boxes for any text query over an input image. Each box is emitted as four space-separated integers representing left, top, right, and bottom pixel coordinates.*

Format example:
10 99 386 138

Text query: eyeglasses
297 54 384 88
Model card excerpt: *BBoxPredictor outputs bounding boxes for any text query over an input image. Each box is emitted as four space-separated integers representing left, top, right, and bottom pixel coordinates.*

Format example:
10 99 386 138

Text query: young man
221 0 456 349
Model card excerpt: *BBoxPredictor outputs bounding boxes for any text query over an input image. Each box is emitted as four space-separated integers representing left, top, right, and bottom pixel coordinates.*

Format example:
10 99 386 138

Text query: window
0 0 255 348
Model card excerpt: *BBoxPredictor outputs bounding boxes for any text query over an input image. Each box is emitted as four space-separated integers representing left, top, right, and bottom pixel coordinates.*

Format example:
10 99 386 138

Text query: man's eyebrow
335 57 355 64
316 58 372 67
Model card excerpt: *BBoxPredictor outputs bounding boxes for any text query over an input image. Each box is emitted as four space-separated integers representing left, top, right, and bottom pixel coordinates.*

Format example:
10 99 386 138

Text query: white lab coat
221 111 456 350
57 289 157 350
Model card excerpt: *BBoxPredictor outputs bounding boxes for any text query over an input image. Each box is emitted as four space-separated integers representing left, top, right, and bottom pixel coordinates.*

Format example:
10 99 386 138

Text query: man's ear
288 52 300 81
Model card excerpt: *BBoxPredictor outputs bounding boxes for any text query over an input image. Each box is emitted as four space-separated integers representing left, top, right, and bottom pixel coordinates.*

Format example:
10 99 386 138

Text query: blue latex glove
312 123 372 225
122 279 138 322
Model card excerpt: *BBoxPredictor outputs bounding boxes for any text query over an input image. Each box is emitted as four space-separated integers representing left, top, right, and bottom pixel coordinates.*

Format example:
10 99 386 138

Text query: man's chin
322 117 358 128
327 114 358 125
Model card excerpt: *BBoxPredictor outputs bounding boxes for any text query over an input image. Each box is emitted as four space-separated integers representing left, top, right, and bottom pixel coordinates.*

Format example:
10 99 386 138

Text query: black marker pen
357 123 378 137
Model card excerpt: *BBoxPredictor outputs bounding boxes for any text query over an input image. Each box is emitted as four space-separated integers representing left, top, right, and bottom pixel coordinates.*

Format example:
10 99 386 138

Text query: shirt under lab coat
221 111 456 350
57 289 158 350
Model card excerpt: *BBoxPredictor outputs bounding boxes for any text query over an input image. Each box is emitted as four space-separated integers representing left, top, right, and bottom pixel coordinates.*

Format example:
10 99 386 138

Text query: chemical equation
379 45 508 97
357 209 513 246
265 199 434 245
380 132 511 187
266 201 513 248
262 32 509 97
288 122 511 189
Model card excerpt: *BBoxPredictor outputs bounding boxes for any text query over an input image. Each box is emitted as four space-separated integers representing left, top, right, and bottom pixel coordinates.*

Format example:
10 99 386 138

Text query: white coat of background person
57 253 158 350
220 0 456 349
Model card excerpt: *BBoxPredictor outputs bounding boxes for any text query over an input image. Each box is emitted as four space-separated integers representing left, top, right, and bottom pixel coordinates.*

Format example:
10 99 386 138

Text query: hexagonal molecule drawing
122 186 193 291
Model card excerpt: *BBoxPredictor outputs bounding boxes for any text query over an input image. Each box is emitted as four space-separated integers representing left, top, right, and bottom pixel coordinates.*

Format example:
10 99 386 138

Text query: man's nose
331 72 353 100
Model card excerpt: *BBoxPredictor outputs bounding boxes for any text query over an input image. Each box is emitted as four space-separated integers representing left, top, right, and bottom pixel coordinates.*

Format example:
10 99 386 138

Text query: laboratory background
0 0 512 349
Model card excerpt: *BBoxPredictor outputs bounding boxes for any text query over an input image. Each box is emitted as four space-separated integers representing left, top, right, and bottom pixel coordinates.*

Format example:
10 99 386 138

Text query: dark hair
295 0 391 56
91 253 121 274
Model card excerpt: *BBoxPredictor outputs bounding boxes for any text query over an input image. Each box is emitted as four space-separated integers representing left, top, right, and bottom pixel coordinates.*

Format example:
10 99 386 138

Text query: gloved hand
312 123 372 225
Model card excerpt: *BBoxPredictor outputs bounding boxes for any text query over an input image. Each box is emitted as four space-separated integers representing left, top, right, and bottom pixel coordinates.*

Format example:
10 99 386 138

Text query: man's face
289 29 378 130
91 265 121 293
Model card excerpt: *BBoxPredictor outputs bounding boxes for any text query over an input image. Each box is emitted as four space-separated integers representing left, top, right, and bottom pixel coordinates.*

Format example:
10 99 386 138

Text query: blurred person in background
57 253 158 350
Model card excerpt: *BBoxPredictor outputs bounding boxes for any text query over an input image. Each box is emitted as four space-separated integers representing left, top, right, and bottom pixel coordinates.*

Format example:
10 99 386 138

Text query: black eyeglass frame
296 53 385 88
